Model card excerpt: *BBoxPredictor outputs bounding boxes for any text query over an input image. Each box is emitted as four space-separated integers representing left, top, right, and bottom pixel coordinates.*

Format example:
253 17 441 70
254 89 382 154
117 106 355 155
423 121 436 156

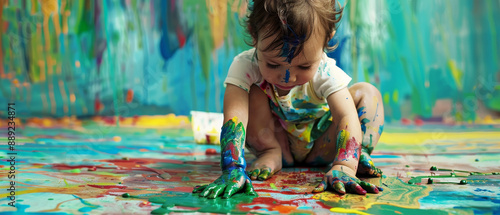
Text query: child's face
256 28 325 94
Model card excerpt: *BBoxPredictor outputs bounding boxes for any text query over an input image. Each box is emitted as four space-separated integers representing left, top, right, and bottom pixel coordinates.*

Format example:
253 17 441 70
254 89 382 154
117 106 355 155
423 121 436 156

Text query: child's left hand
312 166 382 195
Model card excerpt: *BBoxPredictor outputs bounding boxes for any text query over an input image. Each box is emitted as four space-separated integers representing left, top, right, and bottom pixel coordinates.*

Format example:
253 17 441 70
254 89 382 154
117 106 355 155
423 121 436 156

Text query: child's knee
350 82 380 97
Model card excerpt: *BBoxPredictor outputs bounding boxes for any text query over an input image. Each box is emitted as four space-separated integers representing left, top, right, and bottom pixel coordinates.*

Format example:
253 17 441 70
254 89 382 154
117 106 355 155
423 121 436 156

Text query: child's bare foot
247 149 282 180
357 151 382 177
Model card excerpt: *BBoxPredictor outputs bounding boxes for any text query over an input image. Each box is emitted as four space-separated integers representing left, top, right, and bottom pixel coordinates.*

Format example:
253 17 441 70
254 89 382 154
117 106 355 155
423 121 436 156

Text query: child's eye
266 63 280 69
298 65 311 70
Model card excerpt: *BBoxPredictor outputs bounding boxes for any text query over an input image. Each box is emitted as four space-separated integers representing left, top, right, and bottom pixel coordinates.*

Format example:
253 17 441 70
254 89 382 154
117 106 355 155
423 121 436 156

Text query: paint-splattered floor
1 118 500 214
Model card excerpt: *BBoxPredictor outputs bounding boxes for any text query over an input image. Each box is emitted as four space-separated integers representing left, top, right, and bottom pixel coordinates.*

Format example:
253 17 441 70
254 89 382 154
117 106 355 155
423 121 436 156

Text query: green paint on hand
258 168 272 180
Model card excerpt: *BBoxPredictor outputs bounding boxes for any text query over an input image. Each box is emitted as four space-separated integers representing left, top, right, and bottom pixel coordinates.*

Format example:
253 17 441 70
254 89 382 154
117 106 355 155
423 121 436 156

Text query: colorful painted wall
1 0 499 123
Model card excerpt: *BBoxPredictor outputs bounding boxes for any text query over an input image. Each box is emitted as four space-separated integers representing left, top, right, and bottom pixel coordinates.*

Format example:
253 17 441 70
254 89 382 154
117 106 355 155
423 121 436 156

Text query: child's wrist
220 148 247 170
331 164 356 176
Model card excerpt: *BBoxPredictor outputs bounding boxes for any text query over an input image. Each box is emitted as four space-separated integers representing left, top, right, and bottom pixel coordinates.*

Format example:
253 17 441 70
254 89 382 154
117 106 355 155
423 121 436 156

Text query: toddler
193 0 384 198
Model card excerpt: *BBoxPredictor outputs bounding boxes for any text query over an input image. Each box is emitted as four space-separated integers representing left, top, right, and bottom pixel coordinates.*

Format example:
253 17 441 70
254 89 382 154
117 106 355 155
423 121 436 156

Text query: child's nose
288 72 297 83
287 69 297 83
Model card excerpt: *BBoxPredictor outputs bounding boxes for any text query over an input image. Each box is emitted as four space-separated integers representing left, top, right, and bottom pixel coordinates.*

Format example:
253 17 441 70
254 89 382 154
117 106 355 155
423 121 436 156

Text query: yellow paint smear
330 207 371 215
379 132 500 145
447 60 463 90
207 0 228 49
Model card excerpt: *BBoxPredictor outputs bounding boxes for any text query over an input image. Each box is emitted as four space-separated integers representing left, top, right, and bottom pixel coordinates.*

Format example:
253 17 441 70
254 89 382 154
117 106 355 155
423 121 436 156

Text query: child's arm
313 87 381 195
193 84 257 198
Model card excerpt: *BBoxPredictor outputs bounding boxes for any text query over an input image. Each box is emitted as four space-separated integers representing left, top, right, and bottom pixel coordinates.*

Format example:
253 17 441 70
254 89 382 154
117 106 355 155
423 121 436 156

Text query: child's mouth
275 84 295 90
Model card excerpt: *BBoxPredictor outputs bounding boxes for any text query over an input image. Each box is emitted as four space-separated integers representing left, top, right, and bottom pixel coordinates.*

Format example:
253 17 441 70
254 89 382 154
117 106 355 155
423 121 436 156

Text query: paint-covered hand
193 117 258 198
357 150 383 177
249 167 273 181
313 167 382 195
193 168 257 198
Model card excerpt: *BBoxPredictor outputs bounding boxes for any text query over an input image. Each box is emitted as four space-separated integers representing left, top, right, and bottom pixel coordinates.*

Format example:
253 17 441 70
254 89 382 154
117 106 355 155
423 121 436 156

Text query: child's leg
348 82 384 176
245 85 294 180
301 83 383 177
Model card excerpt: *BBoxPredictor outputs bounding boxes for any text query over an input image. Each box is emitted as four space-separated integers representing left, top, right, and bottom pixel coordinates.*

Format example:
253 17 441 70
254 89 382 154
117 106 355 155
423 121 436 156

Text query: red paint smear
238 196 330 211
183 161 220 166
224 141 240 162
100 116 116 124
139 201 151 207
87 184 127 189
99 158 184 168
114 146 201 156
273 205 298 213
176 27 186 48
338 137 360 161
132 115 140 125
415 118 424 126
401 118 411 125
254 189 304 195
126 89 134 103
94 98 103 112
205 148 217 155
50 164 115 170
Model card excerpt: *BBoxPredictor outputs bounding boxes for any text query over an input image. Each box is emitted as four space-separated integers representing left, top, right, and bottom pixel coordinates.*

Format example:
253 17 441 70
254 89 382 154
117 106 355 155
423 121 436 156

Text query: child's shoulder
234 48 256 61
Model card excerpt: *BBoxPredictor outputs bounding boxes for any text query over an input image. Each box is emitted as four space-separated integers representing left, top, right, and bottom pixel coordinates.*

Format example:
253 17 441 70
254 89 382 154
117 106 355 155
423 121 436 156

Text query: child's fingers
249 169 260 180
359 181 379 194
312 180 327 193
375 167 383 176
199 184 217 197
257 167 272 180
222 184 240 199
207 184 226 199
348 181 367 195
244 179 258 196
332 181 346 195
192 185 208 193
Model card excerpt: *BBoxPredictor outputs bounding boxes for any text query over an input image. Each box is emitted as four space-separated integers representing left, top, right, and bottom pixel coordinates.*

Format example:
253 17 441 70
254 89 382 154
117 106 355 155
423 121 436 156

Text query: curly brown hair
246 0 343 59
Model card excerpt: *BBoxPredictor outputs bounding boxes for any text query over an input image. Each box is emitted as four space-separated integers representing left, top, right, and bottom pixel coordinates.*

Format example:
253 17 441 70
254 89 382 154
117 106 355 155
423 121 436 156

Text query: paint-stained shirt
224 48 352 143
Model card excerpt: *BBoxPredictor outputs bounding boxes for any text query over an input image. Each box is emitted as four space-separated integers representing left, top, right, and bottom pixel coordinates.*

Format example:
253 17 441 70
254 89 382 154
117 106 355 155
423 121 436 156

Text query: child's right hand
193 117 258 198
312 165 382 195
193 168 257 198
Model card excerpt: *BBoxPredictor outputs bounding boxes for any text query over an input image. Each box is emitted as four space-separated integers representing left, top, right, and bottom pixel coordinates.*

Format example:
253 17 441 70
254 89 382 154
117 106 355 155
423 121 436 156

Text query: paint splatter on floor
1 118 499 214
